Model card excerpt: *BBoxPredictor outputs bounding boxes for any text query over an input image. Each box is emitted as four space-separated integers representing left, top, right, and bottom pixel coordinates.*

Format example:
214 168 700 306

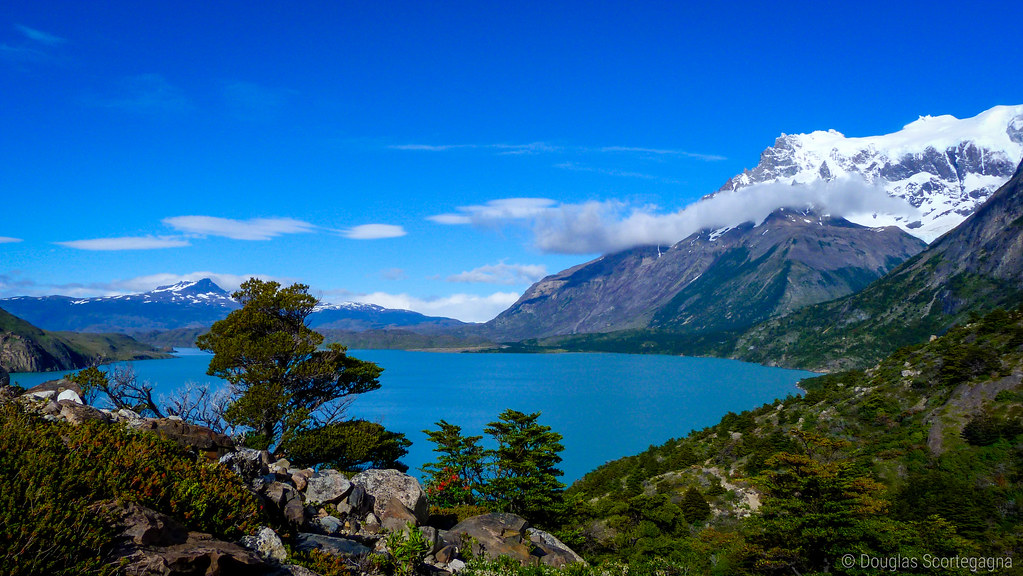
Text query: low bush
0 402 266 576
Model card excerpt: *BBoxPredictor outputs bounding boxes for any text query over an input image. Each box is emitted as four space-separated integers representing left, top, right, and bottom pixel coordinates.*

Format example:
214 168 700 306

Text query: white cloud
448 262 547 285
16 25 67 45
556 161 682 184
0 236 22 243
352 291 521 323
429 175 919 255
55 236 190 251
341 224 407 240
428 198 557 225
164 215 316 240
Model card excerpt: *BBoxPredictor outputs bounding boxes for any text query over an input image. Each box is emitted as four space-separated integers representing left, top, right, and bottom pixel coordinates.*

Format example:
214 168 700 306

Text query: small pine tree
485 409 566 528
681 487 711 523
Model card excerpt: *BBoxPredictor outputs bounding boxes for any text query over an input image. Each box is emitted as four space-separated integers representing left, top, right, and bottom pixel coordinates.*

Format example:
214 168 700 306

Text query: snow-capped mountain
309 302 465 332
0 279 464 334
0 280 241 333
720 105 1023 242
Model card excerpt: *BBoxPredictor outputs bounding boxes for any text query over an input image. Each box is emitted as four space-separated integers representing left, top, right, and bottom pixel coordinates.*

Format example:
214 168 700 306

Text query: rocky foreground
4 378 584 576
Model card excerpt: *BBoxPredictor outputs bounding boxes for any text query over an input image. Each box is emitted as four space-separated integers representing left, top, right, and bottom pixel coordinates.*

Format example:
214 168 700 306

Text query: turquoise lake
10 349 814 482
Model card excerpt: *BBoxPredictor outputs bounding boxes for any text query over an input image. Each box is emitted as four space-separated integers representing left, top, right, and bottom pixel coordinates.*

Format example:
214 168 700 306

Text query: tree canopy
196 278 404 469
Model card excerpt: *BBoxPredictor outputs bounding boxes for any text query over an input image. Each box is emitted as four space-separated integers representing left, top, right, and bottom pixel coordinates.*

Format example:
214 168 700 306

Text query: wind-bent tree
197 279 403 468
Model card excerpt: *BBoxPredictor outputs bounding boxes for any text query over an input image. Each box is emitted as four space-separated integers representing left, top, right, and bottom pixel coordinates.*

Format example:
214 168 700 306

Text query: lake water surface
10 349 814 482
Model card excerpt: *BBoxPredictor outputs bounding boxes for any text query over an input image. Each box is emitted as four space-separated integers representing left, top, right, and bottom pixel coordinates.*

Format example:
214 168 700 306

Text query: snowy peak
721 105 1023 242
313 302 388 313
151 278 230 297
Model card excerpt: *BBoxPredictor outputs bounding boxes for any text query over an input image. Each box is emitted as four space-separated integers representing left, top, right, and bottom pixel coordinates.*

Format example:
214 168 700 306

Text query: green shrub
0 403 266 576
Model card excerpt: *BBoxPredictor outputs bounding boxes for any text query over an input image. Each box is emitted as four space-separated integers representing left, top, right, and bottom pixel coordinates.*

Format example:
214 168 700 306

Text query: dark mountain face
308 303 465 332
734 160 1023 371
484 211 925 342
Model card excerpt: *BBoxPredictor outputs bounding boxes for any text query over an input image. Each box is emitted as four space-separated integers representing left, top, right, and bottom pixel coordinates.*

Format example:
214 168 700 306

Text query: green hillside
0 307 171 372
563 306 1023 574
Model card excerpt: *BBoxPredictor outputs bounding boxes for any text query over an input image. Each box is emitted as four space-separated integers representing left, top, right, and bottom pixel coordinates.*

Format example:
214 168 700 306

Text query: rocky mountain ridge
485 210 924 341
734 157 1023 371
720 104 1023 242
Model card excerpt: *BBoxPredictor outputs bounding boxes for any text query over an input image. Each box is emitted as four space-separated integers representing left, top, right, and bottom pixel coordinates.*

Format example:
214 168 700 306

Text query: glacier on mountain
720 105 1023 242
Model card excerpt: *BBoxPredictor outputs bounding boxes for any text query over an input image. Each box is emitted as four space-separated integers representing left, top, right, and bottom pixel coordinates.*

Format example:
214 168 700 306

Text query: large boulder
220 448 270 485
450 514 585 567
101 501 274 575
24 378 81 400
131 418 235 458
527 528 587 568
240 527 288 563
304 469 353 505
450 513 532 565
350 469 429 525
59 400 113 425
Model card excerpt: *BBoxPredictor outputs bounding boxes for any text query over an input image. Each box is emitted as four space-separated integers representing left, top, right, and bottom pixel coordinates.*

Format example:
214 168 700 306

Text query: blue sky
2 0 1022 321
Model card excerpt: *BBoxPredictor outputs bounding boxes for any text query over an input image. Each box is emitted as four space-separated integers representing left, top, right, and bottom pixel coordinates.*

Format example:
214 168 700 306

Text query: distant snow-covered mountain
0 279 464 334
720 104 1023 242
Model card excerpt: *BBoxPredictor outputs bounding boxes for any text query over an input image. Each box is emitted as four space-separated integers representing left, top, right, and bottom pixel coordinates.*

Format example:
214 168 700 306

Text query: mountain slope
721 104 1023 241
566 305 1023 567
0 280 239 333
734 159 1023 371
308 302 465 332
0 308 168 373
485 211 924 341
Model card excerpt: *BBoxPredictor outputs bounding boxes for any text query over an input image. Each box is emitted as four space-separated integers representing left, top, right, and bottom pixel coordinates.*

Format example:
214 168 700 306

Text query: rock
132 418 235 458
450 513 532 565
291 473 307 491
0 366 8 388
347 484 367 512
59 400 113 425
418 526 442 555
220 448 271 488
57 389 83 404
109 502 189 546
277 565 321 576
310 515 344 535
351 469 429 524
294 533 373 557
363 512 381 534
378 496 420 532
25 378 82 397
141 532 270 575
435 545 457 564
263 482 306 528
304 469 353 505
527 528 586 567
240 527 288 563
448 559 467 572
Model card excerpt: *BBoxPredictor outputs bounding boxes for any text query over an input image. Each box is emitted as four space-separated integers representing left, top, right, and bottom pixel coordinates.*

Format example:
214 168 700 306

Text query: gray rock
58 401 112 425
351 469 429 524
378 496 419 532
435 545 457 564
294 533 372 557
448 559 467 572
56 389 82 404
310 515 344 535
305 469 353 505
527 528 587 567
220 448 270 485
450 513 531 564
240 527 288 563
